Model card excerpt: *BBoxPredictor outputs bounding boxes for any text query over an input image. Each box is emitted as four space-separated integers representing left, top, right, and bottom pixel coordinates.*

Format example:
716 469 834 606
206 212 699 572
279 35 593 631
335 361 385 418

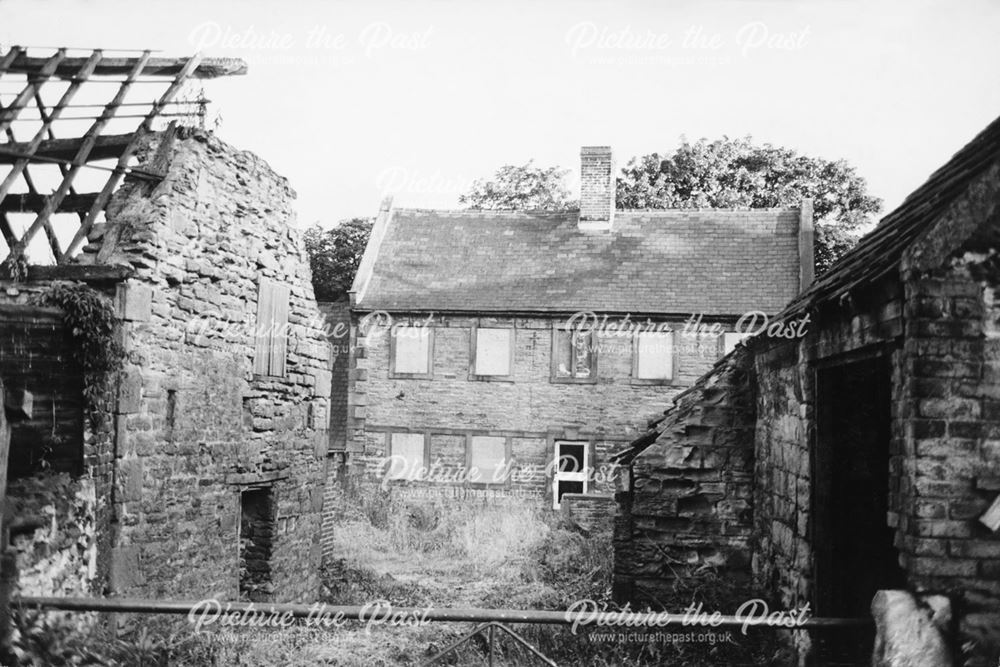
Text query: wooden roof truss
0 46 246 268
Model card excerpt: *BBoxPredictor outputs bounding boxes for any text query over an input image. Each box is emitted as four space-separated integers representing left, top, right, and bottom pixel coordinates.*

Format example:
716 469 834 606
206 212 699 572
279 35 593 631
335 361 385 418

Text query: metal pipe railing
13 596 872 630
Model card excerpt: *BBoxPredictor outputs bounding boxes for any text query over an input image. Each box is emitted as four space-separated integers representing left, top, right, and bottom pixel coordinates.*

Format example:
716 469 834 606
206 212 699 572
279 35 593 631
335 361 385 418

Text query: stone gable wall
98 128 331 603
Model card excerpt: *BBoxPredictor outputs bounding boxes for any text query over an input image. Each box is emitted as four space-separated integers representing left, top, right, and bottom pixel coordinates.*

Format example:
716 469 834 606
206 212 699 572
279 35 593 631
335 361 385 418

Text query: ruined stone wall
751 341 812 608
613 345 756 605
94 128 330 603
0 304 108 597
752 278 903 612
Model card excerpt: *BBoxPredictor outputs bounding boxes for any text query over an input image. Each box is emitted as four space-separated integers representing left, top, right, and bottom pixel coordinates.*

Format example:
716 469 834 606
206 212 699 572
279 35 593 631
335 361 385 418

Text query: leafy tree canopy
303 217 374 302
458 160 577 211
616 136 883 273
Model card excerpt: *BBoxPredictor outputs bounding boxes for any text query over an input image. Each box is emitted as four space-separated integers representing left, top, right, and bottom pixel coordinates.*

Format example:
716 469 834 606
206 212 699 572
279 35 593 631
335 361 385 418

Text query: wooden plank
7 52 152 264
0 133 135 165
33 91 88 230
0 379 9 658
6 55 246 79
0 214 15 249
0 192 98 213
26 264 133 282
254 279 276 375
269 283 290 377
0 47 24 75
87 55 202 265
0 50 66 134
0 51 102 253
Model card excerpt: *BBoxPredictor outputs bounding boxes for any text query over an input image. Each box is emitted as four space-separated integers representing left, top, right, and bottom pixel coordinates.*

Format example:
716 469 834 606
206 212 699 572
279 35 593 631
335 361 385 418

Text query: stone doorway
812 352 905 662
238 487 275 602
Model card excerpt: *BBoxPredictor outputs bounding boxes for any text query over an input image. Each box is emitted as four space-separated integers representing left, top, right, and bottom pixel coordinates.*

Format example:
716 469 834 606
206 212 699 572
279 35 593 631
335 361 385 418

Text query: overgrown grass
11 481 781 665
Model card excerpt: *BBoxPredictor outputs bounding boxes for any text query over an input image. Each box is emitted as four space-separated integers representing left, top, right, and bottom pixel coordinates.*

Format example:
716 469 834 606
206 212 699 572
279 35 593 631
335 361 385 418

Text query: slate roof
355 208 801 316
775 112 1000 321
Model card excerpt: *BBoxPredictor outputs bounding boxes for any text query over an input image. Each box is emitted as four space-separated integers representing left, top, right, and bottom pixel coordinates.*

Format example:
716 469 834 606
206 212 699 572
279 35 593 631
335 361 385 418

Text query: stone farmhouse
613 113 1000 666
0 49 330 605
332 146 813 521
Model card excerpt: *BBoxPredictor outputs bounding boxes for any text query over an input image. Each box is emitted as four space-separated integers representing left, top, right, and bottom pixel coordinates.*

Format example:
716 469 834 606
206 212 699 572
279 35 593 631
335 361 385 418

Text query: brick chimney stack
579 146 615 231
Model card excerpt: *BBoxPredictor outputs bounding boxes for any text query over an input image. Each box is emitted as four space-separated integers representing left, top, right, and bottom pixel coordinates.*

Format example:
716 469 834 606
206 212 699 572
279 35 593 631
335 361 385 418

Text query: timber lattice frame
0 46 246 267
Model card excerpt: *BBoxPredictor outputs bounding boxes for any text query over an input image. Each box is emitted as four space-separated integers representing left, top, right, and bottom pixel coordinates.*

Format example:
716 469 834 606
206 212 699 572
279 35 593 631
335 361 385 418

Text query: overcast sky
2 0 999 229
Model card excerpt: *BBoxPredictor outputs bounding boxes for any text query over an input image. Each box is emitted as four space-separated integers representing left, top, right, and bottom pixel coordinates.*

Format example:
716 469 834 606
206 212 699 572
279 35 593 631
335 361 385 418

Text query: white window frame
551 440 589 510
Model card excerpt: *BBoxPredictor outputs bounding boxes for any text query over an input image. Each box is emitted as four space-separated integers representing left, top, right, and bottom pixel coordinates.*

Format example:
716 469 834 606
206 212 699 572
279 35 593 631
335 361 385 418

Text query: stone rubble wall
752 275 903 615
613 345 757 604
0 304 108 597
95 128 331 603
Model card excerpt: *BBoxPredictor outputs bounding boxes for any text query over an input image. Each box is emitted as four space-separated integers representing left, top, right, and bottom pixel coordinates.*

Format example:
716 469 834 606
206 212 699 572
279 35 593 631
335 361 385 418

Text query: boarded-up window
634 332 673 380
474 328 512 376
392 326 432 375
469 435 508 484
388 432 425 480
254 279 290 377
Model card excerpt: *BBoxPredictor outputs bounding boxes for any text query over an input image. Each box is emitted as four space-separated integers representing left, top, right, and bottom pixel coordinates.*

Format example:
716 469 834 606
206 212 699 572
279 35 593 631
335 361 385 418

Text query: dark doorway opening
239 487 275 602
813 353 905 663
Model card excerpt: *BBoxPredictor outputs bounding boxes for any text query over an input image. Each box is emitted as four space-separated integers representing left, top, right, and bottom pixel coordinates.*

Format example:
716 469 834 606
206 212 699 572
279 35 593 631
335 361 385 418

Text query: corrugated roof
357 208 801 315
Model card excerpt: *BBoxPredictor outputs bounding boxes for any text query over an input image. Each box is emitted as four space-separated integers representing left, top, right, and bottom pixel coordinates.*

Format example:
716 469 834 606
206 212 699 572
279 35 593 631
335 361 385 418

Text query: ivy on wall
30 282 126 426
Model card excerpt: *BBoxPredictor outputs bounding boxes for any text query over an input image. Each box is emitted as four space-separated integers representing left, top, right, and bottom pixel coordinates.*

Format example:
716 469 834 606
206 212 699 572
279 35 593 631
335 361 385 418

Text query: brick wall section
318 300 351 452
93 128 331 603
897 261 1000 664
614 345 756 604
579 146 614 225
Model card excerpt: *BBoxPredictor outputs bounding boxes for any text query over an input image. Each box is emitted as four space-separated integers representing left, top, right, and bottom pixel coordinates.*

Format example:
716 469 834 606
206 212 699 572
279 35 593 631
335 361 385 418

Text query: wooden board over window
468 435 509 485
388 432 426 480
473 327 513 377
390 326 433 378
254 278 290 377
633 331 673 382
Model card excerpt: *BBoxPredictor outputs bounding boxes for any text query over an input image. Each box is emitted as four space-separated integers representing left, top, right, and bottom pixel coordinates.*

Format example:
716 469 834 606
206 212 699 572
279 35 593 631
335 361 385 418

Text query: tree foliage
458 161 576 211
616 136 882 274
303 218 374 302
